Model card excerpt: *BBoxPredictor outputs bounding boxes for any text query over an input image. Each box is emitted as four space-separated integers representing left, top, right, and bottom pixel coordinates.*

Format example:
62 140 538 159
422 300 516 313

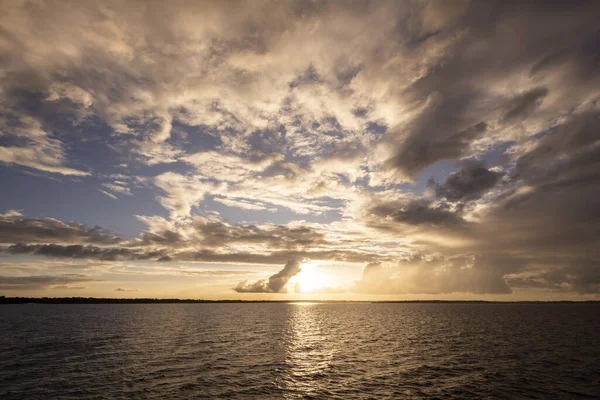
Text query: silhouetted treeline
0 296 597 304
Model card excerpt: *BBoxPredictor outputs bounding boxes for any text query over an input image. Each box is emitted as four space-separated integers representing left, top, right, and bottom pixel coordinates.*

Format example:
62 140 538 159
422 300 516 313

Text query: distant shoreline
0 297 598 304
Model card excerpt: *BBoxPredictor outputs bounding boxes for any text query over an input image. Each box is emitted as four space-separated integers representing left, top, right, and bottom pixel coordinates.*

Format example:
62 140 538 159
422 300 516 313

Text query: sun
295 262 332 293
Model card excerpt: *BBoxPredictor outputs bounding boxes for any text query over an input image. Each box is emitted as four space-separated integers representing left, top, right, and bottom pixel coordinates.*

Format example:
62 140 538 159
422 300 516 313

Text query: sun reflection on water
280 303 339 398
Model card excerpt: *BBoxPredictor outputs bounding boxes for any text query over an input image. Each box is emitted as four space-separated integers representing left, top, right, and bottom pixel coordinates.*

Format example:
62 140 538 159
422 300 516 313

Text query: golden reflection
280 303 338 398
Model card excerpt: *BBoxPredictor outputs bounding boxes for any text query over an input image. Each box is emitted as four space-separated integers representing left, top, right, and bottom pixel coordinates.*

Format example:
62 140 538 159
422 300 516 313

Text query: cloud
0 274 99 290
378 1 600 182
0 210 386 267
360 114 600 295
0 260 107 272
512 112 600 185
188 218 327 249
153 172 215 219
0 210 23 218
3 234 378 266
172 249 378 265
52 285 88 290
181 270 255 276
184 151 274 182
115 288 139 292
0 115 90 176
101 182 132 196
212 197 276 212
354 255 512 295
506 261 600 294
0 217 122 245
6 243 166 261
384 96 489 180
429 160 503 202
368 199 466 228
234 259 301 293
132 215 329 250
0 1 598 178
501 87 549 122
0 1 599 297
103 262 258 277
98 189 118 200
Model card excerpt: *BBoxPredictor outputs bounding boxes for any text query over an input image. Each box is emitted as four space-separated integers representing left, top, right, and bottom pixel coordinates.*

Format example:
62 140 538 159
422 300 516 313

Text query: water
0 303 598 399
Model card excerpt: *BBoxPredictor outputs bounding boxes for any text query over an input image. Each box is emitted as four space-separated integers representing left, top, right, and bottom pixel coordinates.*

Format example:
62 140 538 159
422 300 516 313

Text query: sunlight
295 262 334 293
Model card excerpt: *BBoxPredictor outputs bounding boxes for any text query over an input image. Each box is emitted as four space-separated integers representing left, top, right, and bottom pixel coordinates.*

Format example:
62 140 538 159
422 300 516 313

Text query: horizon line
1 296 598 304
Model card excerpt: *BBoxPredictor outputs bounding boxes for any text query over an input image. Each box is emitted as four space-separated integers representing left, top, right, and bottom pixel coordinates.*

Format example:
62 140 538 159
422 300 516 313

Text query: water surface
1 303 598 399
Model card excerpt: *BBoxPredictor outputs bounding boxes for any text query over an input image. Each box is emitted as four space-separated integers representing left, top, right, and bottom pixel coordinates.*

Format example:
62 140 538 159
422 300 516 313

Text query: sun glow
295 262 335 293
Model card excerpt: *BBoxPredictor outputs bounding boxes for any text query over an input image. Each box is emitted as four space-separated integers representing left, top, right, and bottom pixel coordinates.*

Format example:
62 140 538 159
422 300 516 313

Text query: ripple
0 303 598 399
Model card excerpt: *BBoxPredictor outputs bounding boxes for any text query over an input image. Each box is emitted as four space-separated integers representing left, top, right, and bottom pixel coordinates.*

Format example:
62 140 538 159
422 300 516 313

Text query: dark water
0 303 598 399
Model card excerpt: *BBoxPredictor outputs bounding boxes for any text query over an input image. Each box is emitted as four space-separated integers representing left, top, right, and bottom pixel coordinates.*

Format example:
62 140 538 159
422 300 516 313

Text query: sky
0 0 599 300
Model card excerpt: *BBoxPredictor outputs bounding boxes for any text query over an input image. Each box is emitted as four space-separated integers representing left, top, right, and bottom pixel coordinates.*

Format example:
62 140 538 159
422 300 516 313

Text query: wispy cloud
0 274 99 290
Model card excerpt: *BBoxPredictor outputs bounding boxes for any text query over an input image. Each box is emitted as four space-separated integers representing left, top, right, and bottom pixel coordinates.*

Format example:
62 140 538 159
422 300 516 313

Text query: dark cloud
430 160 503 202
479 184 600 262
369 199 466 228
365 120 387 135
367 162 600 295
192 221 327 249
0 274 98 290
133 219 328 250
506 259 600 294
367 106 600 295
259 160 303 179
0 215 340 265
234 259 301 293
384 1 600 179
0 217 122 245
172 248 379 265
136 230 186 247
4 241 378 266
513 112 600 184
501 87 549 122
333 61 362 88
385 96 488 179
243 129 287 164
6 243 167 261
529 50 566 77
289 64 322 88
324 140 366 162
